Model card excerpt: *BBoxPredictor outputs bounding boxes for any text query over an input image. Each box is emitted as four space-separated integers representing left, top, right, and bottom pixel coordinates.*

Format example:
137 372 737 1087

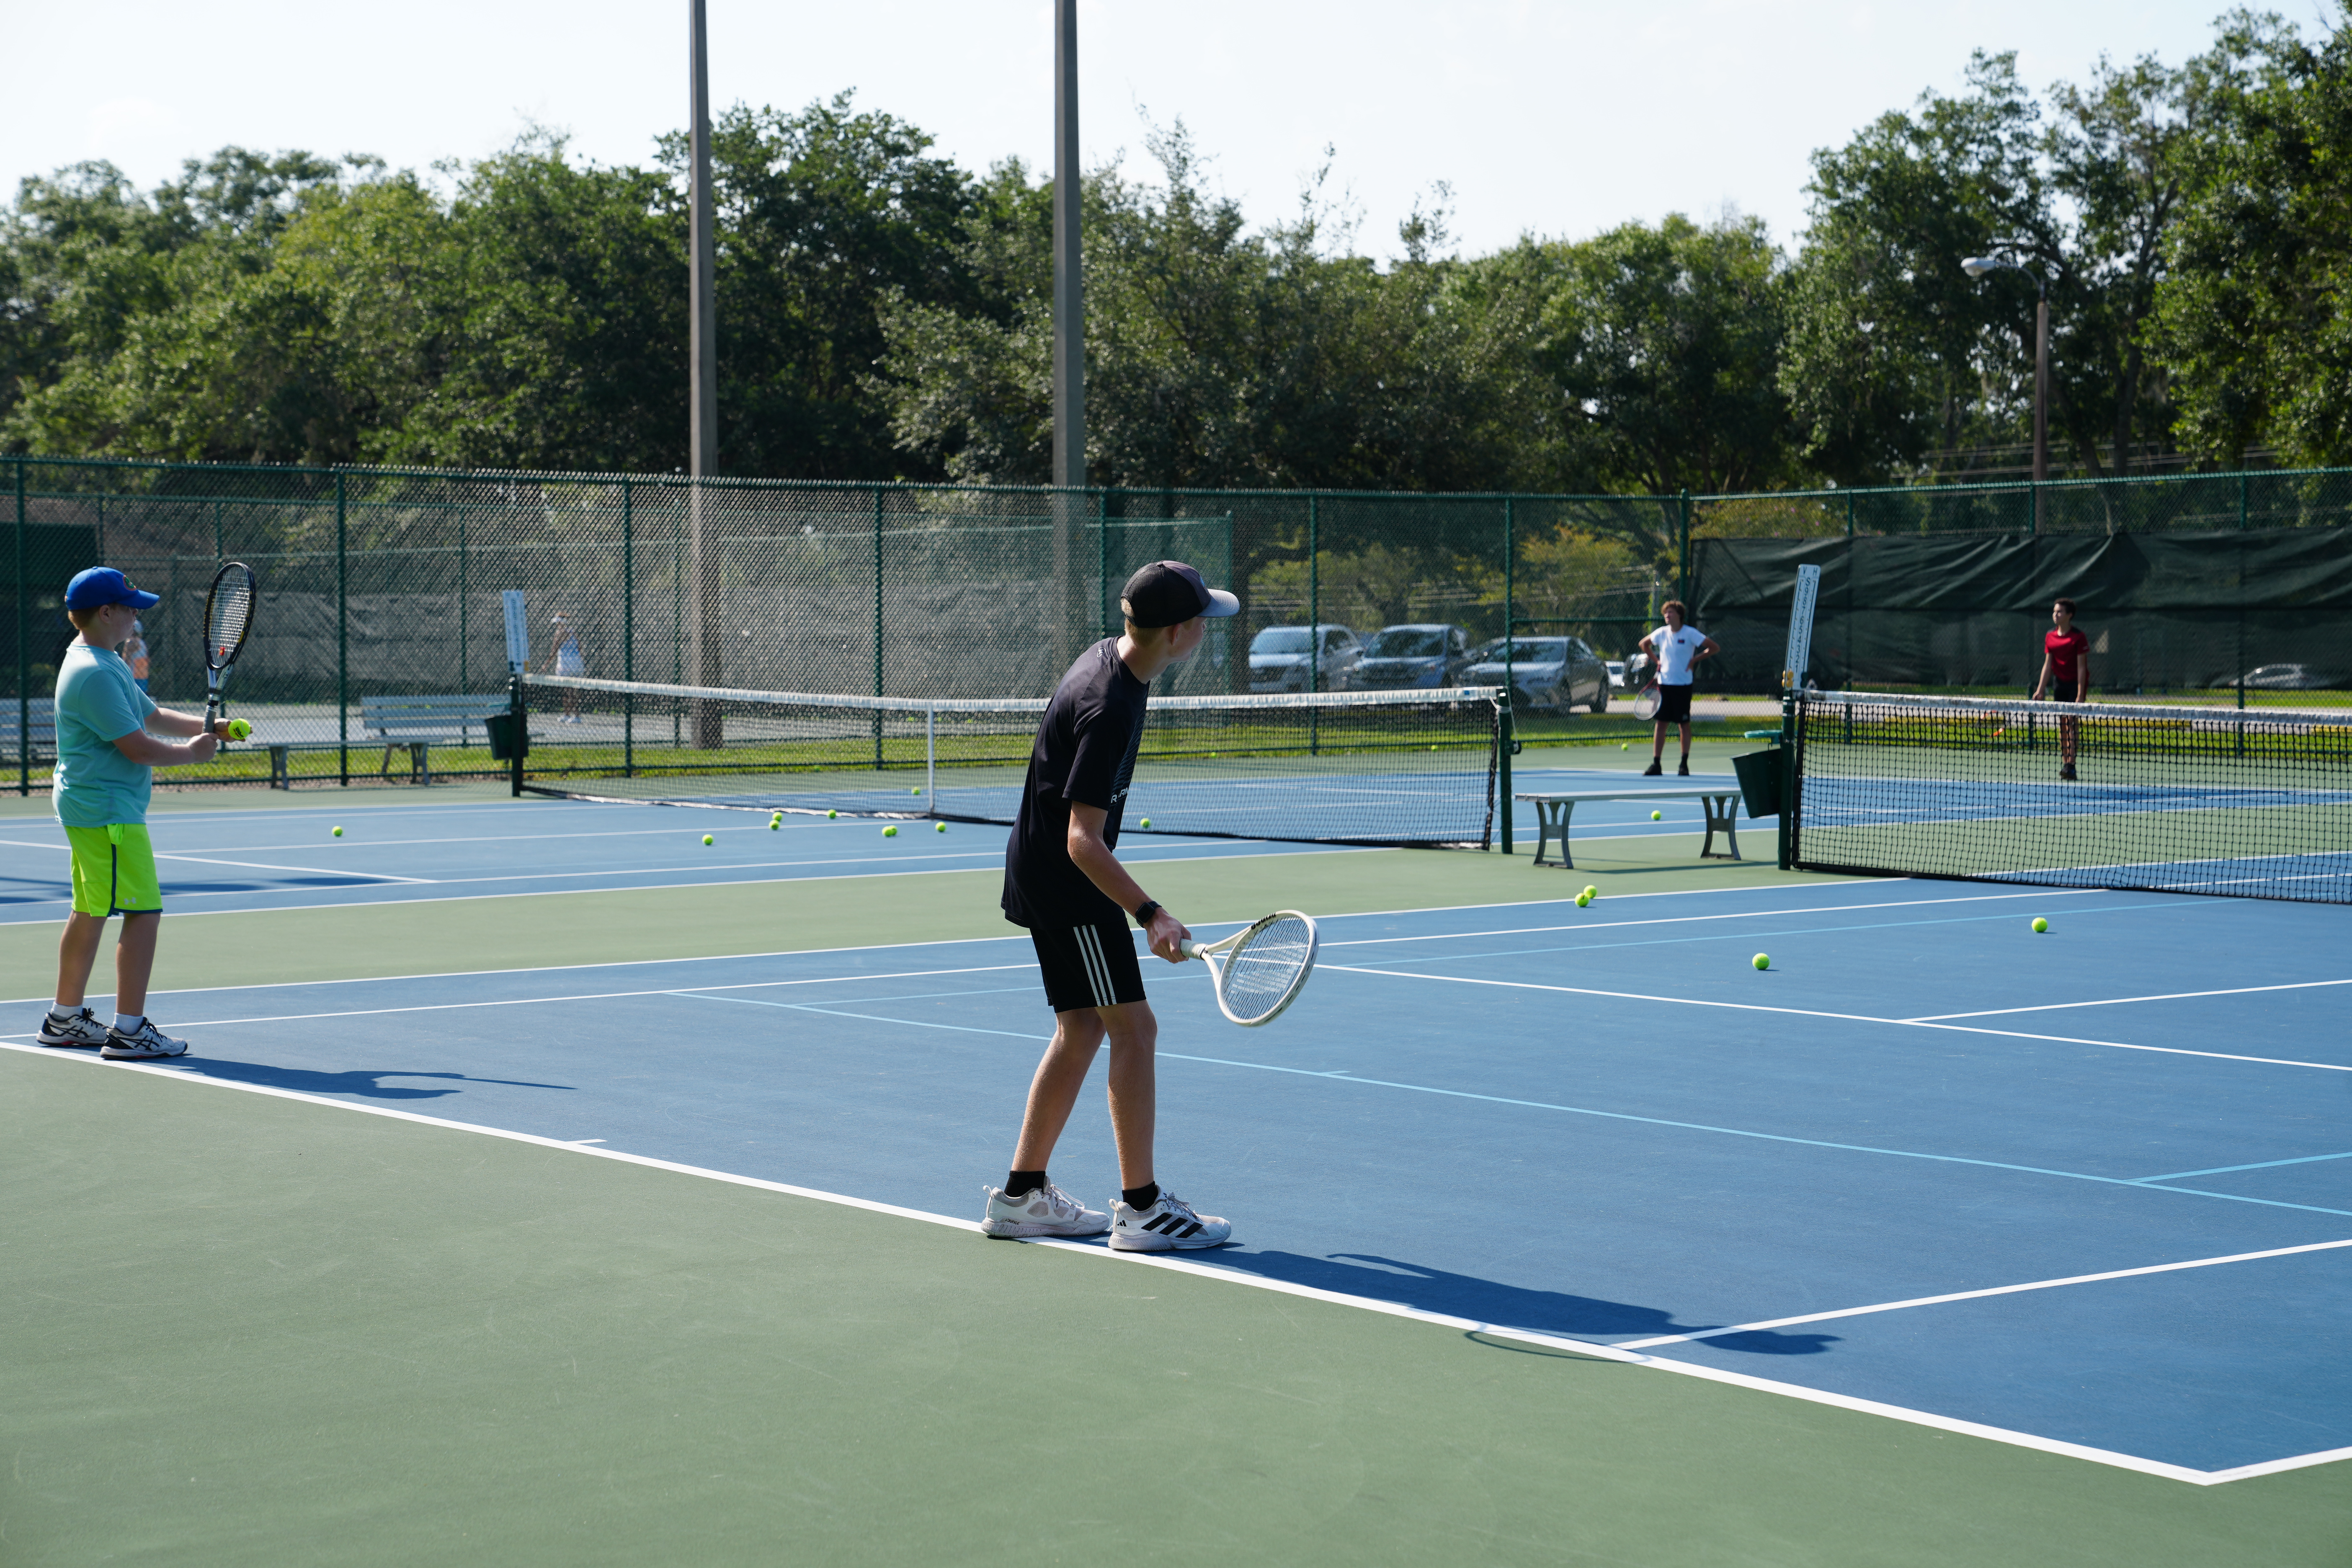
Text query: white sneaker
101 1019 190 1060
38 1007 111 1048
980 1181 1110 1238
1109 1190 1232 1252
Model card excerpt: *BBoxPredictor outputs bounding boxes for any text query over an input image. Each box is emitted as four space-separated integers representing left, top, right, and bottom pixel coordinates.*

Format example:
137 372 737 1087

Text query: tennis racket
1181 910 1319 1026
1635 683 1661 721
201 562 257 736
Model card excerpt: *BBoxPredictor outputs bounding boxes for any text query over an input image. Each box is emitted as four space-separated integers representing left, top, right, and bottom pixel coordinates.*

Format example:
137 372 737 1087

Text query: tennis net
1789 691 2352 903
516 674 1508 847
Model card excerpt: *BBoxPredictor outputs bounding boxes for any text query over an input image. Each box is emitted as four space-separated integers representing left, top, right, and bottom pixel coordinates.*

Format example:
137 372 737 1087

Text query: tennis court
4 760 2348 1565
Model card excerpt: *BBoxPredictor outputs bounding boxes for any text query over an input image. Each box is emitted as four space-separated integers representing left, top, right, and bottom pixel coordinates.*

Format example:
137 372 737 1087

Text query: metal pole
459 509 469 693
1096 488 1109 637
1501 496 1513 854
872 485 885 769
622 477 635 773
1051 0 1085 666
687 0 722 748
1496 695 1513 855
1307 493 1320 757
1676 490 1692 606
2033 284 2049 536
1777 685 1796 870
2237 471 2249 712
336 473 348 787
14 457 26 797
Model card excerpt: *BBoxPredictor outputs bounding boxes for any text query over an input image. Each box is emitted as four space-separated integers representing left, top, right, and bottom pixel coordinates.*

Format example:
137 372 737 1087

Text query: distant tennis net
516 674 1507 847
1790 691 2352 903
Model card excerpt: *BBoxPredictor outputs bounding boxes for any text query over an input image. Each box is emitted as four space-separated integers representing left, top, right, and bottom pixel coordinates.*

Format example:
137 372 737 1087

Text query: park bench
263 694 509 788
1513 784 1748 869
1 698 56 761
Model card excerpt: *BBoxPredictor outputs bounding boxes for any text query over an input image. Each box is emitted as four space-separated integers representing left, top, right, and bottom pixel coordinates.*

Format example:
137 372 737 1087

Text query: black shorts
2052 682 2078 702
1654 684 1694 723
1029 919 1147 1013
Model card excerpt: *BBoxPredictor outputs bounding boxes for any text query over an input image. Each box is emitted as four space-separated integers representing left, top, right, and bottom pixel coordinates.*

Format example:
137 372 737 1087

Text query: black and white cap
1119 560 1240 628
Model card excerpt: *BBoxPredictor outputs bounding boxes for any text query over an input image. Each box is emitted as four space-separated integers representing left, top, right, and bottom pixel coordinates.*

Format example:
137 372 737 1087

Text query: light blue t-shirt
52 643 160 828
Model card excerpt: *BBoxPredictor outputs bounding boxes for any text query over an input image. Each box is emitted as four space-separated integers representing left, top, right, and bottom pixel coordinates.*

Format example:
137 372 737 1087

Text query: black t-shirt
1003 638 1149 927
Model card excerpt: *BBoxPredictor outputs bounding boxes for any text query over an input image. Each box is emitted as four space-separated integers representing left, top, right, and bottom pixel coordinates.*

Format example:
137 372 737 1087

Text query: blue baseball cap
65 567 160 611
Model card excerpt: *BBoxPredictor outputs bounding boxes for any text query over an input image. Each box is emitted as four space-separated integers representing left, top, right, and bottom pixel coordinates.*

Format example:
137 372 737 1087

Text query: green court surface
4 786 2347 1565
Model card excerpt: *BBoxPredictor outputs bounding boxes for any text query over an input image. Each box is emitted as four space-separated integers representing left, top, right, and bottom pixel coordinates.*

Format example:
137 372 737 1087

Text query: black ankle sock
1003 1169 1047 1198
1122 1181 1160 1211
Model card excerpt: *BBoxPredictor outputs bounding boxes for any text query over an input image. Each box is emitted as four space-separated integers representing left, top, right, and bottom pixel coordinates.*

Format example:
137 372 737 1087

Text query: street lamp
1963 254 2048 530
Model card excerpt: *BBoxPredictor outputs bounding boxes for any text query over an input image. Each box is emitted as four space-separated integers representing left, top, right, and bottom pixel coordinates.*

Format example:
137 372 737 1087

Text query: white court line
1321 965 2352 1073
1907 977 2352 1021
1324 889 2091 948
3 1037 2338 1488
0 838 431 885
1609 1238 2352 1349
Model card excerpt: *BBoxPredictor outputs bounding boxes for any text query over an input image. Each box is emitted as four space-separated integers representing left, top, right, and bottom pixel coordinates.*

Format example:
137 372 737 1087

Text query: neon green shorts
64 823 162 917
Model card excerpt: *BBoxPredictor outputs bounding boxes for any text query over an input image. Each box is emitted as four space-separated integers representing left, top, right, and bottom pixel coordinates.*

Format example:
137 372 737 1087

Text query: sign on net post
1783 563 1821 691
503 590 530 674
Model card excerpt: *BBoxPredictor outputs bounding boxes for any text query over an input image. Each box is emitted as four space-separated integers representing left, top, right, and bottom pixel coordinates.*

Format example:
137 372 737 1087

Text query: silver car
1354 624 1475 689
1461 636 1612 713
1249 624 1363 693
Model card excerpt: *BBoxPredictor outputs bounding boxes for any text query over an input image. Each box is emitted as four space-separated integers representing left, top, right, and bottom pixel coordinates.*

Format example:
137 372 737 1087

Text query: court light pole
1962 254 2048 532
687 0 722 743
1050 0 1084 664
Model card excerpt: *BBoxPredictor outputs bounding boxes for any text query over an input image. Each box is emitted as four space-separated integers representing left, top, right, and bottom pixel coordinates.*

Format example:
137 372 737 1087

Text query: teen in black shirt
981 561 1243 1251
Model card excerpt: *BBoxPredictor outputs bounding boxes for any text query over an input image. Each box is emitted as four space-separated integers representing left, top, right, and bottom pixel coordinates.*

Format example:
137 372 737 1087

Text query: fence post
872 485 885 769
1844 490 1855 539
1307 493 1320 757
458 508 469 693
1676 489 1691 606
14 456 26 797
1096 488 1109 637
336 472 348 788
622 477 635 774
1501 496 1514 854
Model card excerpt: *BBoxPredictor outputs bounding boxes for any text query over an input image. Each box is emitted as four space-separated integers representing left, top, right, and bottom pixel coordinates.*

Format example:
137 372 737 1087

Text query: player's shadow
1226 1251 1835 1356
173 1057 575 1101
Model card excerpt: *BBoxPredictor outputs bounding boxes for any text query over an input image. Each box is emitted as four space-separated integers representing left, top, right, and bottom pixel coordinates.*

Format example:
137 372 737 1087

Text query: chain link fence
8 455 2348 792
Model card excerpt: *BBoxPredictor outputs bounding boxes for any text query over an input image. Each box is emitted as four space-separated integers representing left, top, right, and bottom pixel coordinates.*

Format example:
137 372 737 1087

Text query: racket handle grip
1179 941 1202 959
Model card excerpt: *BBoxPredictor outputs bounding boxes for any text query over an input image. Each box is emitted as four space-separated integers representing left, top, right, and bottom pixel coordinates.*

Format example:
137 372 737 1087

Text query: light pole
1962 255 2047 532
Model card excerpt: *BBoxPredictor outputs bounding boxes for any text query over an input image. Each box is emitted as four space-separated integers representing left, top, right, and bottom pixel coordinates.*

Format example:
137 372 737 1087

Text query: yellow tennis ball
2032 916 2049 933
1620 742 1628 750
1582 885 1598 901
826 809 837 819
769 819 780 830
1651 809 1663 820
883 825 897 837
1753 953 1771 970
1139 817 1151 828
908 786 920 796
701 834 714 846
1576 891 1591 908
227 718 251 740
935 822 946 833
331 825 343 838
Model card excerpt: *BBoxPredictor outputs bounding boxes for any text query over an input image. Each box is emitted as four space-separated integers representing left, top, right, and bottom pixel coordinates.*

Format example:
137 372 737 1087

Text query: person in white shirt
1642 600 1718 776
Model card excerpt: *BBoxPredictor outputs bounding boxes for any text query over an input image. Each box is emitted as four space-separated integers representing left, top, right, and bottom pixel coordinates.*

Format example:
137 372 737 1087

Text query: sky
5 1 2261 258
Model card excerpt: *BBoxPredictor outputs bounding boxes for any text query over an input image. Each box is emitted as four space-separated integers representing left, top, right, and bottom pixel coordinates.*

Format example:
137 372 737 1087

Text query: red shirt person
2030 597 2091 779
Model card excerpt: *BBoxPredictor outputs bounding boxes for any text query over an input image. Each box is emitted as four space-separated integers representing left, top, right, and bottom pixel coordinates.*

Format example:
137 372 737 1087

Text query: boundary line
4 1038 2340 1489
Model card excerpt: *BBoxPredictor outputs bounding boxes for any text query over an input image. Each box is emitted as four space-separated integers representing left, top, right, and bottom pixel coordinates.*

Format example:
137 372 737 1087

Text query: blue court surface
7 836 2347 1485
0 771 1732 922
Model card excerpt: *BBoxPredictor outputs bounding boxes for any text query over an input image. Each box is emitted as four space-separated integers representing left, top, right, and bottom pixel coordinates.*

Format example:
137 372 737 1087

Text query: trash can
1732 746 1781 818
485 709 527 762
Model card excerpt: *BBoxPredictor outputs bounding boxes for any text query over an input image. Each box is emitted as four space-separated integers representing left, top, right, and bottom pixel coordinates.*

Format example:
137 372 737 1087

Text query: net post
1496 691 1513 854
1777 674 1795 871
336 472 348 788
508 673 525 797
872 485 885 770
13 454 26 797
926 702 937 815
622 477 635 776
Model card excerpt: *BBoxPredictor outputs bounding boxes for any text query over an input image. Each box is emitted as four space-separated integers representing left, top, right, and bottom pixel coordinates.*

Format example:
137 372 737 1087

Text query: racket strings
1219 915 1314 1022
206 573 254 662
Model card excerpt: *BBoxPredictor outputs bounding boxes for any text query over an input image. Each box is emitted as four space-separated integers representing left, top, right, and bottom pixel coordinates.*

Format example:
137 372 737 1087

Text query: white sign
502 590 529 673
1783 563 1821 689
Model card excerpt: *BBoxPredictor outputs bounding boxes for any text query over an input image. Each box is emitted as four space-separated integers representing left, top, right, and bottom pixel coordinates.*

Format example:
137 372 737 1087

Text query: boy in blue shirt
36 567 232 1060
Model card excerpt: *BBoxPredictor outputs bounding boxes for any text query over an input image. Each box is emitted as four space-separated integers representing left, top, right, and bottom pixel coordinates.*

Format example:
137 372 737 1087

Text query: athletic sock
1122 1181 1160 1212
112 1013 144 1033
48 1005 75 1021
1003 1170 1047 1199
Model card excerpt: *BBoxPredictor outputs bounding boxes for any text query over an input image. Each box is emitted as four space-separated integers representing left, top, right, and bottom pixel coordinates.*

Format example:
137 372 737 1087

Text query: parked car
1248 624 1364 693
1461 636 1612 713
2234 663 2329 690
1353 624 1475 689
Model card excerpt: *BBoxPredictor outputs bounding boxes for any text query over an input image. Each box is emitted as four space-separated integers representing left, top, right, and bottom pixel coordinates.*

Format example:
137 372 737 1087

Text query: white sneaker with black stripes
980 1181 1110 1238
38 1007 111 1048
1109 1190 1232 1252
100 1019 190 1060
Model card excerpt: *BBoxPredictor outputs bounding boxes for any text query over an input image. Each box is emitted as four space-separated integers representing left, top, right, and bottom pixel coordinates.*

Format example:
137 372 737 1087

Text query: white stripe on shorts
1074 925 1115 1007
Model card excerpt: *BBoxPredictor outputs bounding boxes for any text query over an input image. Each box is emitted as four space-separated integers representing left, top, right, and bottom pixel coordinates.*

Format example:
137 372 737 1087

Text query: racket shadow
1218 1250 1836 1356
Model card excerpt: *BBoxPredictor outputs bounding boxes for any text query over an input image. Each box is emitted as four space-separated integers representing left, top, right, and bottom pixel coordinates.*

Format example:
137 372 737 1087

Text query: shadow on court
168 1057 576 1101
1225 1250 1837 1355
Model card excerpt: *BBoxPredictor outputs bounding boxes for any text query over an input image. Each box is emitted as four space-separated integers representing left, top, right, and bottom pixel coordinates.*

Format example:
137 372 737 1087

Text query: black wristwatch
1132 900 1162 928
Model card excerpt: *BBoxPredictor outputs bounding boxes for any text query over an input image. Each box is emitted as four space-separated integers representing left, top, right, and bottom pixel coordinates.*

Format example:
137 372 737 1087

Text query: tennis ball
883 825 898 837
1620 742 1628 750
1753 953 1771 970
935 822 946 833
701 834 714 846
2032 916 2049 933
769 819 780 830
331 825 343 838
826 809 837 819
908 787 921 796
226 718 251 740
1651 809 1663 821
1582 885 1598 902
1576 891 1591 908
1140 817 1151 828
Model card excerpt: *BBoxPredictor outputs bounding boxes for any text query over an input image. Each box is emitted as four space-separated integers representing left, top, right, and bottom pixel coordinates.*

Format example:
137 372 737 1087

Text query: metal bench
1 698 57 761
1513 784 1747 868
358 694 510 784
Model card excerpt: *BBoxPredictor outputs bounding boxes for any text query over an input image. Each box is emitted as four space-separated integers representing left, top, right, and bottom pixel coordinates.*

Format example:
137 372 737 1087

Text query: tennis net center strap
1790 690 2352 904
513 674 1506 848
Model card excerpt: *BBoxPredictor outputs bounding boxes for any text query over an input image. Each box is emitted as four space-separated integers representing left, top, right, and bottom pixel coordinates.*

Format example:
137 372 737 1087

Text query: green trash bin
485 709 527 762
1731 747 1781 818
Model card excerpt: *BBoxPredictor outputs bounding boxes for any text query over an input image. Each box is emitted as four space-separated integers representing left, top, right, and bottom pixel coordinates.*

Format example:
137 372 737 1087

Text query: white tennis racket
1635 683 1661 721
1182 910 1319 1026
